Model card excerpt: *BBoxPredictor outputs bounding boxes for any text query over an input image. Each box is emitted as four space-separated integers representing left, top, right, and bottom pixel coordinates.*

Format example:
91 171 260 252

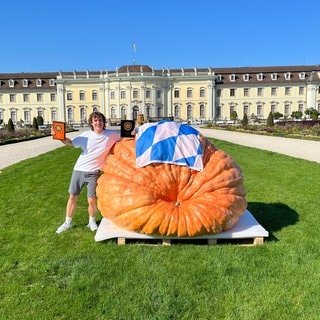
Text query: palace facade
0 64 320 126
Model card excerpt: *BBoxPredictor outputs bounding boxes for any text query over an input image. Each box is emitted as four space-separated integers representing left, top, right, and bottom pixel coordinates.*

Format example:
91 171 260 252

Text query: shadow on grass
247 202 299 242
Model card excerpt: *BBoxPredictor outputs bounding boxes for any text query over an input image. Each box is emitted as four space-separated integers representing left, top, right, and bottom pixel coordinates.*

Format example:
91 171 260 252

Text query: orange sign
52 121 66 140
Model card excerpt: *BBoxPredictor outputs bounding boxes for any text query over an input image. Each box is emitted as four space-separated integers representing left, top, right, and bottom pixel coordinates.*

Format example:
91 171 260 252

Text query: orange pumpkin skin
97 137 247 237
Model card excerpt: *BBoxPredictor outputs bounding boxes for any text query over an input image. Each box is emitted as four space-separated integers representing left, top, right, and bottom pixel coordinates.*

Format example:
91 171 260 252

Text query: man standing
54 111 120 234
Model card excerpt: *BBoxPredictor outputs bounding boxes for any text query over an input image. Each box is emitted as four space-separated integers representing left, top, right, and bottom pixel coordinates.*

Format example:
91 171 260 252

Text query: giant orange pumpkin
97 136 247 237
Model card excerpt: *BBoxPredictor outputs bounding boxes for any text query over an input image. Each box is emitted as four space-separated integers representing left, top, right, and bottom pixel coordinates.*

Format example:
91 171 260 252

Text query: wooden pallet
95 210 269 246
116 236 265 246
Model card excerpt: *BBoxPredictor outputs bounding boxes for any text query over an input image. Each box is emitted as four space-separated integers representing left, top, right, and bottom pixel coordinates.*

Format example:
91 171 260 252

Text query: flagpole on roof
133 41 136 65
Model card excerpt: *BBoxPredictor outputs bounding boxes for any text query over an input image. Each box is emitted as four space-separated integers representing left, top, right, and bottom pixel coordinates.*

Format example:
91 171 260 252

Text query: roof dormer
257 73 264 81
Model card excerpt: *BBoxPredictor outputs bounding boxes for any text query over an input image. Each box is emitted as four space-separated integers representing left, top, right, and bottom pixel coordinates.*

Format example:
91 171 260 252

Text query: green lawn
0 139 319 320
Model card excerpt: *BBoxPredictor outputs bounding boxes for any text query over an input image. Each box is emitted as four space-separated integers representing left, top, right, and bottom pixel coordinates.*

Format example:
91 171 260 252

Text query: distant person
53 111 120 234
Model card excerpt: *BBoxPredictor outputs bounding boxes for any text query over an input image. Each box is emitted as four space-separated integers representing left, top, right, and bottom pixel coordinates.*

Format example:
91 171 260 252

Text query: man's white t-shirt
72 129 120 172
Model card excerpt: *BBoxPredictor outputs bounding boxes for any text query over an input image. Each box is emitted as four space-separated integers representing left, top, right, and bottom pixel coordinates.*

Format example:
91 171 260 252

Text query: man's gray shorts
68 170 100 198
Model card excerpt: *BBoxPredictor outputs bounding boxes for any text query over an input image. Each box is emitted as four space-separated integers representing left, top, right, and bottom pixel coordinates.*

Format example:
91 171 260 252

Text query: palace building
0 64 320 127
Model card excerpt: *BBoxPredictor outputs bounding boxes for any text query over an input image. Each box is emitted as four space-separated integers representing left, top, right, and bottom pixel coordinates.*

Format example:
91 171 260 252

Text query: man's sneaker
87 221 98 231
56 222 72 234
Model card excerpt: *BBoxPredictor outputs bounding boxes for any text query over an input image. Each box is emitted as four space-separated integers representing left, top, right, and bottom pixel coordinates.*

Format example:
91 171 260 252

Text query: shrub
7 118 15 131
241 113 248 128
273 112 283 120
267 112 274 127
37 115 44 126
230 111 238 121
32 117 38 130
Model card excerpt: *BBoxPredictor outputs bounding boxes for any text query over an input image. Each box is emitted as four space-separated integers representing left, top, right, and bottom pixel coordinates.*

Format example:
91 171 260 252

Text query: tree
241 113 248 128
230 111 238 121
37 115 44 126
305 108 319 120
267 111 274 127
32 117 39 130
273 112 283 120
7 118 15 131
291 111 303 119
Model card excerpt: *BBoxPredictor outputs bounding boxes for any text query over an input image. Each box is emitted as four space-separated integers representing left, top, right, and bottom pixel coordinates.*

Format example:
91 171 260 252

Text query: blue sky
1 0 319 73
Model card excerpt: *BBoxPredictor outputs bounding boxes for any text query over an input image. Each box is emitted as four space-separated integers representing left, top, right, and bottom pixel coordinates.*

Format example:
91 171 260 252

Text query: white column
99 84 106 116
104 83 110 119
152 84 157 117
207 80 216 121
167 82 172 118
307 83 317 110
57 84 66 122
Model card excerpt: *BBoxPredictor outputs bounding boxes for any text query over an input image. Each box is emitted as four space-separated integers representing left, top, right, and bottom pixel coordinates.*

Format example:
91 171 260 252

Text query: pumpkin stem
175 201 181 207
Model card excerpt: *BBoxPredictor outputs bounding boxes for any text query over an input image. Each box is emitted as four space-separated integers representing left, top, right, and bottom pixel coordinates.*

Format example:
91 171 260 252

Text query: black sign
120 120 135 137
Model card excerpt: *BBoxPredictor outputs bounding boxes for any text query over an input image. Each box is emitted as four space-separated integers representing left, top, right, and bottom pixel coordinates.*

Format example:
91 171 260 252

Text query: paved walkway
1 127 319 170
199 128 320 164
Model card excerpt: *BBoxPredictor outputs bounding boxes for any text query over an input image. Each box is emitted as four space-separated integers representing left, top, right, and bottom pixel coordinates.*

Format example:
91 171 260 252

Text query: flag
135 120 203 171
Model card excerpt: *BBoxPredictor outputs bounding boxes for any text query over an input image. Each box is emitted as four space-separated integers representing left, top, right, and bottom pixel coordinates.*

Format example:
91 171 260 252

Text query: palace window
174 89 180 98
257 88 263 96
271 73 277 80
284 103 290 115
80 107 87 122
146 89 151 99
187 88 193 98
187 105 193 119
257 104 263 117
244 88 249 97
9 79 14 87
257 73 263 81
51 109 57 122
23 79 28 87
174 105 181 118
36 79 42 87
230 88 235 97
157 106 162 117
299 87 304 95
80 91 86 101
10 94 16 103
24 110 31 123
37 93 43 102
67 107 74 122
92 90 98 100
299 72 306 80
121 106 127 119
51 93 56 101
10 109 17 122
133 89 139 99
271 87 277 96
200 104 205 118
120 90 126 100
67 91 73 101
243 104 249 115
284 72 291 80
199 88 205 98
243 74 250 81
285 87 291 96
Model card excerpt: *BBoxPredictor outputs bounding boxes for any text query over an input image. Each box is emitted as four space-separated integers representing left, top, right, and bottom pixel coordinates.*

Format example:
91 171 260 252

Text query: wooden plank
208 239 217 245
253 237 264 245
117 237 126 245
